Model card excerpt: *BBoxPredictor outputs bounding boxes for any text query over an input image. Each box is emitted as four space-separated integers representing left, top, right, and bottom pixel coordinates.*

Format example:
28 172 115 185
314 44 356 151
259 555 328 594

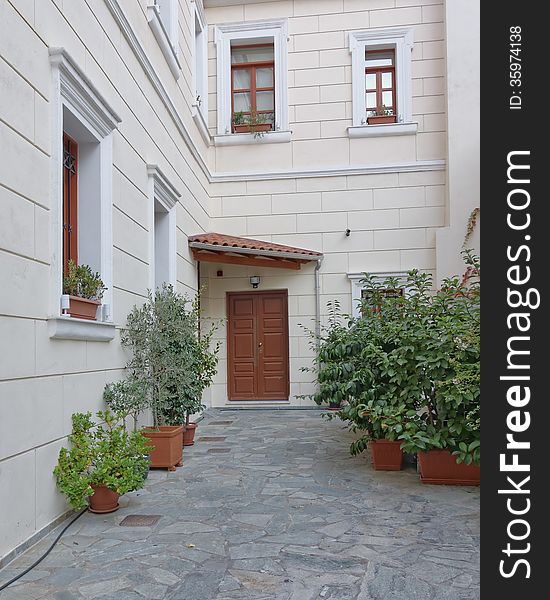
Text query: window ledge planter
348 122 417 139
418 450 480 486
369 440 404 471
214 130 291 146
233 123 272 134
67 296 101 320
367 114 396 125
48 316 116 342
143 425 184 471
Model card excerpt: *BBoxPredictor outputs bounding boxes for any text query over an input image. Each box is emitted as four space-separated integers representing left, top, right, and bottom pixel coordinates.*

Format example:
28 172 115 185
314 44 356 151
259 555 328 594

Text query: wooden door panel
228 290 289 401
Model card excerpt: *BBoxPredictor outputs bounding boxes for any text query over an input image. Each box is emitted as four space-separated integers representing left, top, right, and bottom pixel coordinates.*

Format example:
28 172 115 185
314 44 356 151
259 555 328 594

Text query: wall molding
211 159 445 183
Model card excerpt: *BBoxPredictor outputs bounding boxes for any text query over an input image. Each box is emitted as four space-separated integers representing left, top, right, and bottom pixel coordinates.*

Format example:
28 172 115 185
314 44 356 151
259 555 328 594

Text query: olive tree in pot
155 292 219 446
53 410 150 513
108 285 219 468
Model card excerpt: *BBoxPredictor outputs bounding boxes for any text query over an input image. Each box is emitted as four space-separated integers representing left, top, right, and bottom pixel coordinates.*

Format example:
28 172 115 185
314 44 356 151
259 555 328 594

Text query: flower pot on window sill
367 115 397 125
418 449 480 485
68 296 101 320
233 123 272 134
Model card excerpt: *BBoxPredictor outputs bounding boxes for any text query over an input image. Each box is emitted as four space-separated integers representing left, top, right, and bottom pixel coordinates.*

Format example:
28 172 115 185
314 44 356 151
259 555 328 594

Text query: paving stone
1 410 479 600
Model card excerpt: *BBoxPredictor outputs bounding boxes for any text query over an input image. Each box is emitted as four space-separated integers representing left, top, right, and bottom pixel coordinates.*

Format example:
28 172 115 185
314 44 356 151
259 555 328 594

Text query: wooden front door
227 290 289 401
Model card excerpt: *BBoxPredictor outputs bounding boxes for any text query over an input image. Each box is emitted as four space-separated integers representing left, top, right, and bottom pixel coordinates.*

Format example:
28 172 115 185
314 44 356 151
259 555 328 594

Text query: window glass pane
382 72 393 88
233 92 251 112
231 45 274 64
256 67 274 88
233 69 251 90
256 91 274 111
365 92 376 109
382 91 393 108
365 73 376 90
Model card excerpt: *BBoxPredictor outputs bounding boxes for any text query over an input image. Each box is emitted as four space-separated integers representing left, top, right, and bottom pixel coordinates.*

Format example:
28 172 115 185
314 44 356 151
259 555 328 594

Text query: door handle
258 342 263 348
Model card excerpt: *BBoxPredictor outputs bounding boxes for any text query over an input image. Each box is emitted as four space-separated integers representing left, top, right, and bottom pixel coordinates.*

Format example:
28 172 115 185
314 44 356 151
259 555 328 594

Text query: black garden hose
0 508 87 592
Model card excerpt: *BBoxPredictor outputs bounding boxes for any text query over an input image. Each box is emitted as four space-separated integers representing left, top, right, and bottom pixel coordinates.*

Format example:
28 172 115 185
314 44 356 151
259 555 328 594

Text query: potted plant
53 410 150 513
113 285 219 468
233 110 273 137
367 104 396 125
63 259 106 320
152 292 219 447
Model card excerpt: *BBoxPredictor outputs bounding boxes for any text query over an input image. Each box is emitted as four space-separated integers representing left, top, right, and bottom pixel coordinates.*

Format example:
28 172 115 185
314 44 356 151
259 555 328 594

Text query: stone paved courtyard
0 410 480 600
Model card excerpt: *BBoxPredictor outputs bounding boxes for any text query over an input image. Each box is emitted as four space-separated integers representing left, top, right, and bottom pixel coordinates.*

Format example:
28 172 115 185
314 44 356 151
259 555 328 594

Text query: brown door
227 290 289 401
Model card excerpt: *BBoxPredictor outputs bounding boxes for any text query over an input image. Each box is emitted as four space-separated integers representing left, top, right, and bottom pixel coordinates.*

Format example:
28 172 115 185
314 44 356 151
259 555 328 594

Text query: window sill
147 6 181 80
213 130 292 147
48 316 116 342
348 122 418 138
192 105 211 146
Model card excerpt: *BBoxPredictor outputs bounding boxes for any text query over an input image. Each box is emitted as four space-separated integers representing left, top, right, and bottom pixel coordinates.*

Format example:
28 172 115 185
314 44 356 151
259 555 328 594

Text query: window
349 28 416 137
365 50 396 122
231 43 275 132
49 49 120 339
147 165 180 290
214 19 289 141
147 0 181 79
361 287 404 314
348 272 409 319
193 0 207 115
63 133 78 274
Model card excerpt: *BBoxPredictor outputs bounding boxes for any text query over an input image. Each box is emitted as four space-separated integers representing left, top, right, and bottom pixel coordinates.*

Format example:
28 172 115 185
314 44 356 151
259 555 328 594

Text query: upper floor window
365 49 396 124
156 0 178 52
349 28 415 137
214 19 289 140
231 44 275 133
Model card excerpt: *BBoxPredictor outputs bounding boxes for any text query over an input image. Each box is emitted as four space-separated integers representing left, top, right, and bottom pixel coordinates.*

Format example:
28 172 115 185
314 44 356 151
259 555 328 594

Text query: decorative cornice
214 17 289 45
349 26 414 51
103 0 211 175
147 5 182 79
147 164 181 210
49 47 121 138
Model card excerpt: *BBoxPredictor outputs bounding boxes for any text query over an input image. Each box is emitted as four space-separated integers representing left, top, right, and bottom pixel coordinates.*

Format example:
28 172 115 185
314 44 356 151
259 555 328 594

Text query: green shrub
53 410 150 510
63 259 105 300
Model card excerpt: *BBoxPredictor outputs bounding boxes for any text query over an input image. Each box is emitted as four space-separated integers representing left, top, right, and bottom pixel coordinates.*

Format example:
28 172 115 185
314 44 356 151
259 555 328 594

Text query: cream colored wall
206 0 447 171
436 0 480 283
0 0 207 562
204 168 445 407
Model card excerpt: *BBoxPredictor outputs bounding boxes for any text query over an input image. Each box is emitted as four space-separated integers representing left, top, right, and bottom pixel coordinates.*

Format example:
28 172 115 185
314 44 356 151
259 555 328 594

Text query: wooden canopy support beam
192 249 302 270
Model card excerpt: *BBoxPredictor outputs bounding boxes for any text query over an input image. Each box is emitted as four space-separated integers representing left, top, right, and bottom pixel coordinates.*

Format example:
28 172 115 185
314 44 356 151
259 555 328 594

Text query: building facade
0 0 479 563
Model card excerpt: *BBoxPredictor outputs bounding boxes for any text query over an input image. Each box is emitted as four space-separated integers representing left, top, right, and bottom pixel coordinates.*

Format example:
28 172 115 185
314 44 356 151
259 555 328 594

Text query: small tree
109 285 219 428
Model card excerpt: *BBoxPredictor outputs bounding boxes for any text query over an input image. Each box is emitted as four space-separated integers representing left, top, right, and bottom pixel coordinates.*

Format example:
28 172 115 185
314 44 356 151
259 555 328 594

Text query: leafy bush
303 251 480 465
109 285 219 428
53 410 150 510
63 259 105 300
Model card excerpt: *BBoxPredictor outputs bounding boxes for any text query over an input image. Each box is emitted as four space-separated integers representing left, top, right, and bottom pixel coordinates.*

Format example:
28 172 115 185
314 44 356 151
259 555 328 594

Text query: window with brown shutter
63 133 78 274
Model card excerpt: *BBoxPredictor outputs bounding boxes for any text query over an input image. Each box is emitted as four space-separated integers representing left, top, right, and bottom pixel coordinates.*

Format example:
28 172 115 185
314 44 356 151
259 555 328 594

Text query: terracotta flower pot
418 449 480 485
143 426 184 471
68 296 100 320
233 123 272 134
367 115 396 125
369 440 404 471
183 422 197 446
88 484 120 513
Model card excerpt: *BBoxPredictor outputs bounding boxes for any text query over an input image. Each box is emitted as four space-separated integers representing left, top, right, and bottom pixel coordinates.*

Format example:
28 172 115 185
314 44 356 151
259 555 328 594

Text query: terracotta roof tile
188 232 322 257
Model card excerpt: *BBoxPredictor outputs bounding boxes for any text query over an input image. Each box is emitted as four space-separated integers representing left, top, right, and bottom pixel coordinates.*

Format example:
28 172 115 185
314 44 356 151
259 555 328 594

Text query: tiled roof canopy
188 233 322 270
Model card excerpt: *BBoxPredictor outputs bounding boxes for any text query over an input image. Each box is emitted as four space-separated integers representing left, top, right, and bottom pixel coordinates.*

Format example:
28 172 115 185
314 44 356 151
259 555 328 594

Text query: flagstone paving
0 410 480 599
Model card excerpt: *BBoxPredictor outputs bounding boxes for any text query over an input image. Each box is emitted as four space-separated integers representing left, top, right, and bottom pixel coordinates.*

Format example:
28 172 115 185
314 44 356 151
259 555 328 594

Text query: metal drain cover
119 515 161 527
209 421 234 425
207 448 231 453
199 436 227 442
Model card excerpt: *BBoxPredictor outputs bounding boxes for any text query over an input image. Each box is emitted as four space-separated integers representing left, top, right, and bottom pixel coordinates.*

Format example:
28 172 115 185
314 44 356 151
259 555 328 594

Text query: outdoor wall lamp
250 276 261 289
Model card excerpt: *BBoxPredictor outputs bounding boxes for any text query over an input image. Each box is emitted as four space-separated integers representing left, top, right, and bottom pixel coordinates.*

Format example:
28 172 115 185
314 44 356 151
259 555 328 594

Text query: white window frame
48 48 120 340
348 271 411 319
147 0 182 79
214 19 289 140
191 0 210 144
147 165 180 291
348 28 416 138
